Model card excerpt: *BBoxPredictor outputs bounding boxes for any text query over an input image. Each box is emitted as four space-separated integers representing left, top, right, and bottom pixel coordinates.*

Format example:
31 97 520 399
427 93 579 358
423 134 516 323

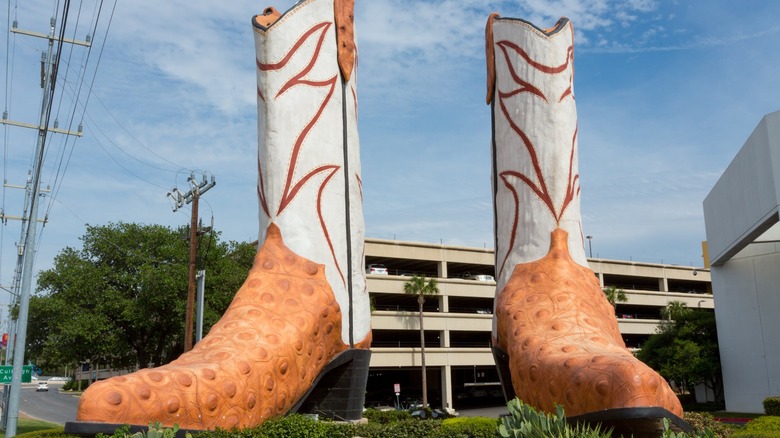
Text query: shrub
732 432 780 438
362 407 412 424
661 417 719 438
732 416 780 438
94 422 180 438
684 412 734 438
248 414 341 438
194 415 357 438
430 416 499 438
742 417 780 433
14 428 70 438
498 398 611 438
62 378 90 391
379 419 443 438
765 398 780 416
351 421 383 437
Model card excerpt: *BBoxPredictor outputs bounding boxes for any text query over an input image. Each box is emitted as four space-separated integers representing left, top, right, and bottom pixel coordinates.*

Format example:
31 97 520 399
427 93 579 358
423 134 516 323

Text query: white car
36 382 48 392
463 273 495 282
366 264 388 275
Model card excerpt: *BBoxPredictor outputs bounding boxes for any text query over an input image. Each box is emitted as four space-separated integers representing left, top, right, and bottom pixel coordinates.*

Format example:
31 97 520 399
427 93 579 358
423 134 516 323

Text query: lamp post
586 235 593 258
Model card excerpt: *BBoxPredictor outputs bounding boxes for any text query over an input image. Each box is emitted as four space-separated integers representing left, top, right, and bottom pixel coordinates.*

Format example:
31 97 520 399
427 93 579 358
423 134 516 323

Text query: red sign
0 333 7 347
394 383 400 394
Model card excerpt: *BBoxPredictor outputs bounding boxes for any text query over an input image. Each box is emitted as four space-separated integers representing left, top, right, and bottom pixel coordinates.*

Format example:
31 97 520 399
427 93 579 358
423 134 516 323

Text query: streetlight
586 235 593 258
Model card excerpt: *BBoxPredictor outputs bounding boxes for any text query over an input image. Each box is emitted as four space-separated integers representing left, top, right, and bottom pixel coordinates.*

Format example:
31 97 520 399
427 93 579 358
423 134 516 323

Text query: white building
703 110 780 413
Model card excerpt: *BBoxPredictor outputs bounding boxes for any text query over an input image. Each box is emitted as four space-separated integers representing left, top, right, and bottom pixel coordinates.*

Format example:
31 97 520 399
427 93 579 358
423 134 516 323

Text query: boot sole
492 346 693 437
64 348 371 436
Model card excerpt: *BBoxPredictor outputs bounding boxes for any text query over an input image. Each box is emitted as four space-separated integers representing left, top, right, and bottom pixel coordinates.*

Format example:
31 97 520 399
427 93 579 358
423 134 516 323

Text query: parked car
366 264 388 275
36 382 48 392
468 387 489 398
364 402 395 412
488 388 504 398
463 273 495 282
410 408 451 419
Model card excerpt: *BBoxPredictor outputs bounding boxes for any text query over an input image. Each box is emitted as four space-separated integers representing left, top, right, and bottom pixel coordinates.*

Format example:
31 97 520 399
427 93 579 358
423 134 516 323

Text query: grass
711 412 763 419
0 418 63 438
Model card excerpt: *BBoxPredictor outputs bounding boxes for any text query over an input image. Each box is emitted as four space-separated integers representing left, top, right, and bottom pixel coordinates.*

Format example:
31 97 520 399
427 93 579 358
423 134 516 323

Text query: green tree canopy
28 222 255 372
637 308 722 403
403 275 439 303
661 300 691 322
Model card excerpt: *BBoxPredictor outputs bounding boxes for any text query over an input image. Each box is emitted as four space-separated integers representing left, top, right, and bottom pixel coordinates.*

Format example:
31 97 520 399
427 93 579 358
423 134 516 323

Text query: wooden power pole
168 173 215 352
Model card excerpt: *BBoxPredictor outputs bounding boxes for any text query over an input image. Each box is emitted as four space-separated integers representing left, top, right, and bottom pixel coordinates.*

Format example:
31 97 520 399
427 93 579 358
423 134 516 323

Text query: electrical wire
52 71 185 175
43 196 198 270
25 0 72 262
44 0 105 213
42 0 85 185
2 0 22 287
86 88 189 171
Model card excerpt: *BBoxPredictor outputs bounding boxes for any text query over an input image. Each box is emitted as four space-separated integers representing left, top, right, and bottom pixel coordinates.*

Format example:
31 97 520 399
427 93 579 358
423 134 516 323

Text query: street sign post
0 366 32 384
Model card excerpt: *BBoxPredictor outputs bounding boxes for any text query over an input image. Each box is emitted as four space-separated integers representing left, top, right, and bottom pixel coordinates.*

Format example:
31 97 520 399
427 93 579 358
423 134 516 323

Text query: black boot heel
293 348 371 421
492 346 516 402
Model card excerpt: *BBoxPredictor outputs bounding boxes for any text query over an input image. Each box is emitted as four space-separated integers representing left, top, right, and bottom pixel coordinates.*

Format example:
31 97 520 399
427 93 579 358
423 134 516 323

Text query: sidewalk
457 406 509 418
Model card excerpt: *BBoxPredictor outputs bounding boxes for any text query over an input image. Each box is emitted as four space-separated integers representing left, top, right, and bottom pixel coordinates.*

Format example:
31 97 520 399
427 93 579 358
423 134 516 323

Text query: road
16 381 78 425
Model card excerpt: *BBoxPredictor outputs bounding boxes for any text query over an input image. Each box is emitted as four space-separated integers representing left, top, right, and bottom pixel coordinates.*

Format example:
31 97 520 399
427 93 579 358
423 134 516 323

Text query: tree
661 300 690 321
602 286 628 307
28 222 255 374
637 308 722 403
658 299 690 332
403 274 439 409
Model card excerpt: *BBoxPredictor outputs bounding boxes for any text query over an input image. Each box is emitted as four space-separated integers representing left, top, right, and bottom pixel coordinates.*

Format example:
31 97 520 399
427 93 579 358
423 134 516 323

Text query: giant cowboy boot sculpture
486 14 689 435
67 0 370 432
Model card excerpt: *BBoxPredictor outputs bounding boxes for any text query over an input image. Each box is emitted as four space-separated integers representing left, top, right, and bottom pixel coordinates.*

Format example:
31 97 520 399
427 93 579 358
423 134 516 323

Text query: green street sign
0 366 32 383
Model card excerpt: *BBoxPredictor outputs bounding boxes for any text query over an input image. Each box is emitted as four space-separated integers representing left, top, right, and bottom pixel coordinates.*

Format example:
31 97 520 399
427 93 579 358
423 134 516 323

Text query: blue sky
2 0 780 310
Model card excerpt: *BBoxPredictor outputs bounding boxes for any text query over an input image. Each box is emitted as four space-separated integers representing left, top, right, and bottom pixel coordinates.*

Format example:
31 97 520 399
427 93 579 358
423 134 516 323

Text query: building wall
703 111 780 266
711 245 780 412
704 110 780 414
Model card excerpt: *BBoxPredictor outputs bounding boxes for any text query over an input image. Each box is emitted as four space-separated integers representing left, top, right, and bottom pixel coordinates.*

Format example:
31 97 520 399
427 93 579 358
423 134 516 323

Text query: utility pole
2 16 89 437
586 235 593 258
195 269 206 343
167 173 215 352
0 179 49 429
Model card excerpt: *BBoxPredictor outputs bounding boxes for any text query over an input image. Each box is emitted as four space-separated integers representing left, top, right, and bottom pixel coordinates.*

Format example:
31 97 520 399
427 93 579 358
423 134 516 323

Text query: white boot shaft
253 0 369 346
488 16 587 295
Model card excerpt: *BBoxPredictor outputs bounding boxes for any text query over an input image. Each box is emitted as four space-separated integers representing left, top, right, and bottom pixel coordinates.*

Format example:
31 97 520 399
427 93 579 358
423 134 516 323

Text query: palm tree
602 285 628 308
662 300 690 321
403 274 439 409
657 300 690 333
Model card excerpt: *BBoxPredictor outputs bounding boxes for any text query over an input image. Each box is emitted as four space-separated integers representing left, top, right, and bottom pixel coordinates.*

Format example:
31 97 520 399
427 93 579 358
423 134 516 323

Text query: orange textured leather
254 7 281 29
334 0 355 81
495 228 683 417
484 12 499 105
76 223 351 430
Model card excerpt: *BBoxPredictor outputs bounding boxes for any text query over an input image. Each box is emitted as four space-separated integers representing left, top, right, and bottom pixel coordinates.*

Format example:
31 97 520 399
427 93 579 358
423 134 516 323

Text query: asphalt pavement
457 405 509 418
15 381 78 425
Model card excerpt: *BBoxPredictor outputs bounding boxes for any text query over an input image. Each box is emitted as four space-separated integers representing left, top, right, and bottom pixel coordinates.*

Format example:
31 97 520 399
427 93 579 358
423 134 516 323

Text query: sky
1 0 779 310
